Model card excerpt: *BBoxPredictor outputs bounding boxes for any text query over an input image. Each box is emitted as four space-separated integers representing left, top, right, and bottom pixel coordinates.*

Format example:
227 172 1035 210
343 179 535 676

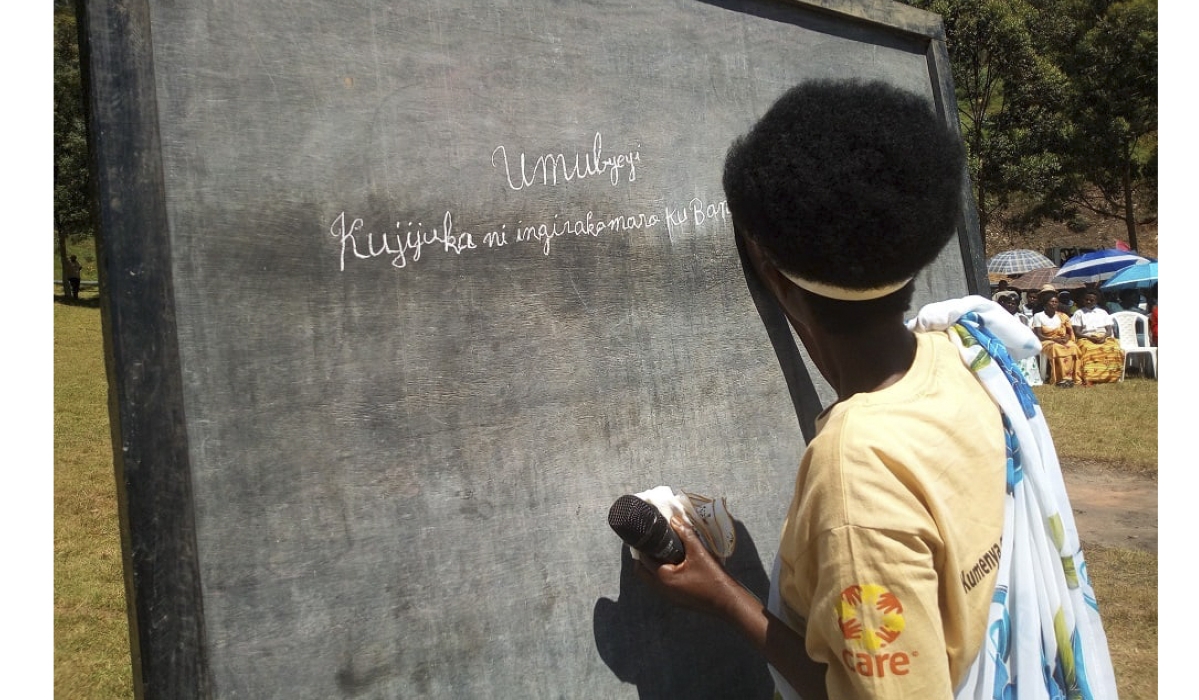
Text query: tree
905 0 1070 243
54 4 92 299
1056 0 1158 251
903 0 1157 249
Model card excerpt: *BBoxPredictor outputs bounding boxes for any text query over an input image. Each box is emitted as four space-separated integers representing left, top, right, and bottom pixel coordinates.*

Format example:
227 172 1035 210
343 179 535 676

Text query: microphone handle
639 518 685 565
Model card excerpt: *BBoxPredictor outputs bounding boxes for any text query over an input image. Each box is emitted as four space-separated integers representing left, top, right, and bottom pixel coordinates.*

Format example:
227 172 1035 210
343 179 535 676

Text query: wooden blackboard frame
76 0 212 696
77 0 985 697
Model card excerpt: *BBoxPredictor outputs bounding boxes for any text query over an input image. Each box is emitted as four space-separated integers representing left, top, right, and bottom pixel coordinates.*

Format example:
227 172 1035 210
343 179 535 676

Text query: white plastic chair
1111 311 1157 380
1016 313 1052 383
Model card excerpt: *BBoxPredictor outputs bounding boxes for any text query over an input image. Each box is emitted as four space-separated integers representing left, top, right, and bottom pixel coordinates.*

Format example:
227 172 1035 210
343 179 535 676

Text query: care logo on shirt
835 584 912 678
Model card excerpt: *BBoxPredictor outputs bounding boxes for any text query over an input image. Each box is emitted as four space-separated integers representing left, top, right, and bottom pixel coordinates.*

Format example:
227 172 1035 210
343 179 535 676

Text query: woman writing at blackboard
634 80 1117 699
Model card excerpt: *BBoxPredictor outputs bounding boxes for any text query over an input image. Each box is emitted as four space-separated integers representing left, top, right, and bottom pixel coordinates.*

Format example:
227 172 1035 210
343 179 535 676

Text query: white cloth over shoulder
633 486 737 562
909 296 1043 361
912 297 1118 700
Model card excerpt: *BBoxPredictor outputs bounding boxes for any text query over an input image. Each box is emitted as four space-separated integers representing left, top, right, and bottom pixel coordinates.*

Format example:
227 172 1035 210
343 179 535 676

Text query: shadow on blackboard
592 521 775 699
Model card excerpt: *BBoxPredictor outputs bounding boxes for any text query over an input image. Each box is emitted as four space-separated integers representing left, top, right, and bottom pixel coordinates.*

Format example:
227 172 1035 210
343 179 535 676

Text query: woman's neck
818 323 918 400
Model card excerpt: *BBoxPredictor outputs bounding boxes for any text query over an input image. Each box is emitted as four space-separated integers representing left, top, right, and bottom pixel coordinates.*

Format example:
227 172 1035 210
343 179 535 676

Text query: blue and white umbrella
986 249 1056 275
1100 261 1158 291
1053 249 1151 284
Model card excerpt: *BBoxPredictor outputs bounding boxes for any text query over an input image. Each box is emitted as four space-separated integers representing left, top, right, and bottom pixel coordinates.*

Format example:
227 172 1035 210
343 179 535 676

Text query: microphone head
607 494 685 564
607 495 660 546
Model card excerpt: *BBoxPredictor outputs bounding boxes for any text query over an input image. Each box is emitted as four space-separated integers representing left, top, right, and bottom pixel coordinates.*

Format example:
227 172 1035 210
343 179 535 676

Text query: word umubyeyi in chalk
329 196 729 272
491 132 640 191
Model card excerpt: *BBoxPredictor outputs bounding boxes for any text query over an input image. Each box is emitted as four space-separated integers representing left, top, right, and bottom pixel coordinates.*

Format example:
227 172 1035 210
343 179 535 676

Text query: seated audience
1103 291 1120 313
1071 289 1125 384
1057 290 1079 316
1031 291 1080 387
1107 289 1145 315
1019 289 1037 316
1112 289 1148 344
1032 284 1057 316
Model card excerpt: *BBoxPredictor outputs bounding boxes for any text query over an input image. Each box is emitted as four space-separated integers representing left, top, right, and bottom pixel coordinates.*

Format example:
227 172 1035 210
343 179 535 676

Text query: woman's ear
778 280 817 333
741 233 788 300
739 230 818 336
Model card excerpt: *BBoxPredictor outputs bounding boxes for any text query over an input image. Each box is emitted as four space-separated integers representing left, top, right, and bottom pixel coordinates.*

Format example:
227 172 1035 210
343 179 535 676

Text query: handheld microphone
607 494 685 564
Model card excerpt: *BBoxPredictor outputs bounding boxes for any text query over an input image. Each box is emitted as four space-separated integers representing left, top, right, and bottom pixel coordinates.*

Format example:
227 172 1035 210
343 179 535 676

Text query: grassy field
54 300 133 699
1085 546 1158 700
54 299 1158 699
1034 377 1158 474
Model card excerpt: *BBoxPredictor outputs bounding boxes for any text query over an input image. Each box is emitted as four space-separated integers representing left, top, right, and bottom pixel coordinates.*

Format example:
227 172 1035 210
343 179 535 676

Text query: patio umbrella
1100 261 1158 291
1054 249 1151 284
1008 266 1060 291
986 249 1056 275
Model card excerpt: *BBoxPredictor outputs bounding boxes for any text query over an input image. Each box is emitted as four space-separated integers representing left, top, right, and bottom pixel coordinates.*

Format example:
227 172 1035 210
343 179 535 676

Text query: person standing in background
65 254 83 300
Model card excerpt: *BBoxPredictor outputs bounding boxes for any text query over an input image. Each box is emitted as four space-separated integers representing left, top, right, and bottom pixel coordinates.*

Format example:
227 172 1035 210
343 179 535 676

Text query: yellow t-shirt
776 331 1005 699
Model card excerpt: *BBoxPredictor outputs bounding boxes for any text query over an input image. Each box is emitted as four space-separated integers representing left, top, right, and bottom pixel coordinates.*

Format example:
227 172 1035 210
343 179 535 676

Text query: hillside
985 212 1158 261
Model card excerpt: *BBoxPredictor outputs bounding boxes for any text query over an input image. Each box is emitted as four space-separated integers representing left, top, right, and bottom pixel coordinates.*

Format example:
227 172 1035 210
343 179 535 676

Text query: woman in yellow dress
1071 289 1125 384
1031 291 1080 387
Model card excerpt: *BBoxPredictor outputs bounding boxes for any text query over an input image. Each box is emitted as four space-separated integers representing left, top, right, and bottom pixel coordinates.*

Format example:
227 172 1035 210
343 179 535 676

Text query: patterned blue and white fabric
910 296 1119 700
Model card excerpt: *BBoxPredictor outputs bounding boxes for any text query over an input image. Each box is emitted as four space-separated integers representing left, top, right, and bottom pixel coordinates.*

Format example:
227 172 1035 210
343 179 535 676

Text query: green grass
53 301 1157 699
1085 546 1158 699
1032 377 1158 473
54 300 134 700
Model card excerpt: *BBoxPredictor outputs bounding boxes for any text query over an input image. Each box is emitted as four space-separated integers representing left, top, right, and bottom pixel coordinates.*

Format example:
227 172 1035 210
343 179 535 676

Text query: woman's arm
1030 316 1048 342
1062 314 1077 342
636 519 830 700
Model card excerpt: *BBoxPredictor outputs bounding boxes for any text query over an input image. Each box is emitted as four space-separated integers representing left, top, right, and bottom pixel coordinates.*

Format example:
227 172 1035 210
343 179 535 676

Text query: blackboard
79 0 985 697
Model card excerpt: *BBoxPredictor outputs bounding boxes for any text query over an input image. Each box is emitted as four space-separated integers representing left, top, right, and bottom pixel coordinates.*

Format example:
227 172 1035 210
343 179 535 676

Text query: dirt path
1062 463 1157 554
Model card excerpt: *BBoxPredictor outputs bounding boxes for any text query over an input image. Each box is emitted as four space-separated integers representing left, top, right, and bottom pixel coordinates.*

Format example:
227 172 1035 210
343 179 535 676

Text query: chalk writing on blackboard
330 131 731 271
491 132 641 190
330 195 731 272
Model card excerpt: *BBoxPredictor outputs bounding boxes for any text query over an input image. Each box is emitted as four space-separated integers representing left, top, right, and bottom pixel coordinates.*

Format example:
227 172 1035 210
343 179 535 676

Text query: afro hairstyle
722 79 965 295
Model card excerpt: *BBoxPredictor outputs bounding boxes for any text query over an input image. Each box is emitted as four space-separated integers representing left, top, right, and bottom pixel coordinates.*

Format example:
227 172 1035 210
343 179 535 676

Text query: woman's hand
634 517 746 619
